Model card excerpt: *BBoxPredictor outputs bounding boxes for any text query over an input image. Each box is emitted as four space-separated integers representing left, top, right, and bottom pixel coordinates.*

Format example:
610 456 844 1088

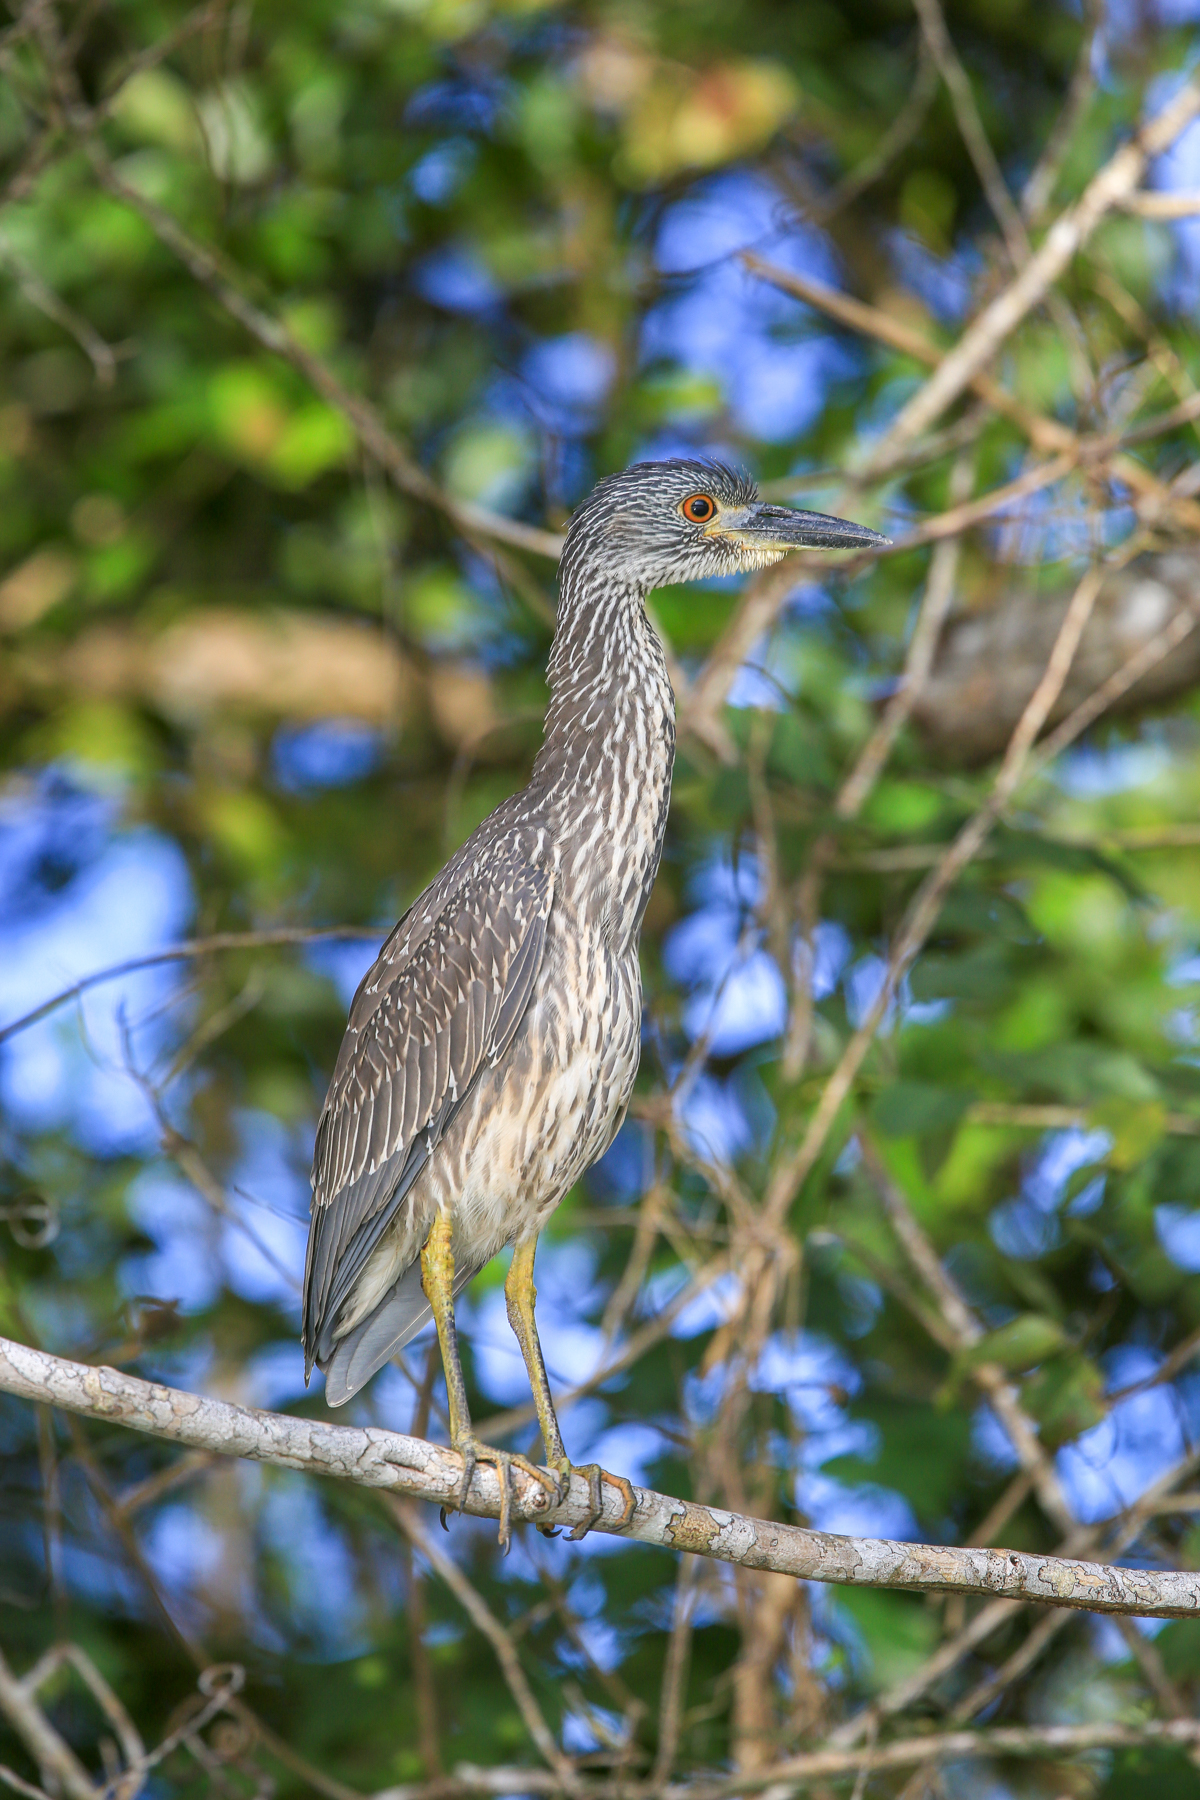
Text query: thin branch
967 1101 1200 1136
949 1607 1070 1723
828 1442 1200 1746
386 1500 576 1790
110 1665 246 1799
760 552 1117 1229
740 253 951 384
682 452 1078 759
911 0 1030 266
1119 385 1200 446
1021 0 1100 223
966 1470 1035 1549
0 1646 98 1800
0 227 119 384
818 37 939 218
652 1556 698 1783
5 1335 1200 1618
91 0 228 125
1109 1324 1200 1402
70 139 562 560
376 1719 1200 1797
1119 190 1200 218
0 1762 55 1800
834 448 973 820
1113 1613 1189 1717
113 1449 214 1520
0 924 383 1046
26 1646 145 1786
741 251 1200 530
859 1131 1074 1534
836 828 1200 872
1023 604 1199 777
55 1408 358 1800
858 76 1200 466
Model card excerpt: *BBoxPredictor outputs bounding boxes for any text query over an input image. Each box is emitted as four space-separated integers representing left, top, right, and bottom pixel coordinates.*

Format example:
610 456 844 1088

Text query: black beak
744 504 889 551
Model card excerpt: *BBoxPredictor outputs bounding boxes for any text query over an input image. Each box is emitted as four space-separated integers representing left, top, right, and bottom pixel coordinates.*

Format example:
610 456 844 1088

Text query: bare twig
70 139 562 561
967 1101 1200 1136
829 1444 1200 1746
0 228 119 384
387 1499 576 1790
856 76 1200 465
818 37 939 218
761 553 1116 1228
0 1760 55 1800
911 0 1029 265
859 1131 1074 1534
741 251 1200 529
1119 190 1200 218
1024 605 1199 774
1113 1614 1190 1718
950 1608 1071 1722
378 1719 1200 1797
0 1645 103 1800
652 1556 698 1783
834 448 974 820
1021 0 1100 223
0 924 383 1046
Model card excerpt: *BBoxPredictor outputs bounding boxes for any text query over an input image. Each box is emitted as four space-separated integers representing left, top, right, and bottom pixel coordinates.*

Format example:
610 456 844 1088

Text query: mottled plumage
302 459 884 1535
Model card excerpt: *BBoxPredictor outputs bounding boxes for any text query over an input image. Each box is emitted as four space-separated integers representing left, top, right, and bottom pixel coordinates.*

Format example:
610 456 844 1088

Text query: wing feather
302 849 553 1375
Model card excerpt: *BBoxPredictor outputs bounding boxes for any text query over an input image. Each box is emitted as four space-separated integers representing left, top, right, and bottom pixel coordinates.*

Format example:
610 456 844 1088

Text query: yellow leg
421 1211 472 1443
420 1213 557 1548
505 1237 637 1541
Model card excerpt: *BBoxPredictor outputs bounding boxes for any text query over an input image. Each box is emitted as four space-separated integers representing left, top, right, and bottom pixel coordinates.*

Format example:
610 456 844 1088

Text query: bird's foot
451 1436 560 1550
550 1460 637 1542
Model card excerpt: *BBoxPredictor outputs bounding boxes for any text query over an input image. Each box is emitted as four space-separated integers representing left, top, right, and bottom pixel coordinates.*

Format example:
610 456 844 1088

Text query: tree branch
857 75 1200 464
0 924 383 1046
377 1718 1200 1798
387 1499 577 1791
72 140 562 562
4 1335 1200 1618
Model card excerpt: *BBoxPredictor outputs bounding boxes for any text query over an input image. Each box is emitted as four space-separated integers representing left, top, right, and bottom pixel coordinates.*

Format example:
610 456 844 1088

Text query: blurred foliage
4 0 1200 1795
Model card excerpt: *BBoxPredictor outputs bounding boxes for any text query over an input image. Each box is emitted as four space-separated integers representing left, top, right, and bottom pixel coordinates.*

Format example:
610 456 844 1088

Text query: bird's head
561 459 888 594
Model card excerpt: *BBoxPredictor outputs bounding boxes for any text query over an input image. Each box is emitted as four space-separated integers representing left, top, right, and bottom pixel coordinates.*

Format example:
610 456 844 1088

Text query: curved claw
451 1437 560 1548
455 1441 478 1515
557 1463 637 1542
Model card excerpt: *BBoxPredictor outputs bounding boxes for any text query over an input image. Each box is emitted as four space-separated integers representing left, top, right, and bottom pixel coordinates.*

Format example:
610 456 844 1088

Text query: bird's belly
434 939 643 1263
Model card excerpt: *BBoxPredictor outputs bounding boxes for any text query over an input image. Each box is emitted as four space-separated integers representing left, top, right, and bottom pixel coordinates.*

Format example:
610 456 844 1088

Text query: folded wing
302 849 554 1385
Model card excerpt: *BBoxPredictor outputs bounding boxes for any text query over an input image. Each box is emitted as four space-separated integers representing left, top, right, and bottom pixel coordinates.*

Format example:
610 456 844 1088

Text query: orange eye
682 493 716 524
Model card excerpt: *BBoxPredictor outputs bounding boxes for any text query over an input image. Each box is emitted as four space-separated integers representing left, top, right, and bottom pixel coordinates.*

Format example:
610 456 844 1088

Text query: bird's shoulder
326 806 556 1089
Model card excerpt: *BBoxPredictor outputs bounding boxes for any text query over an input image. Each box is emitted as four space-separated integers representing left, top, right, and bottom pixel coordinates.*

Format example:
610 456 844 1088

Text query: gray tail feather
321 1257 479 1407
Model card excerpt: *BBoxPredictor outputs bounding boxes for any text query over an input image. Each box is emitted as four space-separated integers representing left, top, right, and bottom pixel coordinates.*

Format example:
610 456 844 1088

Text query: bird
302 458 886 1544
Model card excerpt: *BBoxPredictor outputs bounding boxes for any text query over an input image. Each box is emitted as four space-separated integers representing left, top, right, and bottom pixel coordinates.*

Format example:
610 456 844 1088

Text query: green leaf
1021 1353 1107 1448
960 1313 1068 1373
1100 1746 1200 1799
1087 1098 1166 1170
826 1398 973 1525
909 943 1012 1003
871 1081 972 1139
836 1588 940 1693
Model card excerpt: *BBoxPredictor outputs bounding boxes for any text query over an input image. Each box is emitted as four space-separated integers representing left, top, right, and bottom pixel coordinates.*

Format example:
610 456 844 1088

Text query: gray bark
3 1334 1198 1618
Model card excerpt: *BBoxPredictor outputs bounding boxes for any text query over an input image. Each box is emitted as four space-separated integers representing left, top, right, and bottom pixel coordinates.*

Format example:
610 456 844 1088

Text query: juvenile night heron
302 460 884 1542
